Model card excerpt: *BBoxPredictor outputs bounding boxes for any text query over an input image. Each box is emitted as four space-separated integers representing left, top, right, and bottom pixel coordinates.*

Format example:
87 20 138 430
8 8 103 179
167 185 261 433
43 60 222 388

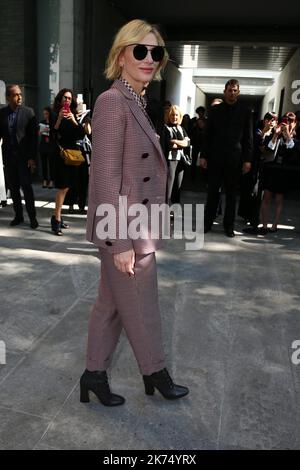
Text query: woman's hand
54 108 65 129
64 111 78 126
199 158 208 169
272 125 281 143
114 249 135 277
243 162 252 174
282 124 291 141
171 138 189 148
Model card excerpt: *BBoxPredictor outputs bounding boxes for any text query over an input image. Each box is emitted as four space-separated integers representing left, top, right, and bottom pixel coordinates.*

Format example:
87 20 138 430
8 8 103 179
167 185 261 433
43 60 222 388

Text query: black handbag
181 146 193 166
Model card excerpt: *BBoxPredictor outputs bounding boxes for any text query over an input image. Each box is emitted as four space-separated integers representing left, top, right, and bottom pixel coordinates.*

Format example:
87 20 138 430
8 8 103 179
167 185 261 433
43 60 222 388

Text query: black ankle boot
80 370 125 407
143 368 189 400
51 216 63 236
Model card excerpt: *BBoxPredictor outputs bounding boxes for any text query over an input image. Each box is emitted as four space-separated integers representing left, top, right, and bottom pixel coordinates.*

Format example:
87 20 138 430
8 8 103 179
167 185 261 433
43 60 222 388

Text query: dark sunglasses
130 44 166 62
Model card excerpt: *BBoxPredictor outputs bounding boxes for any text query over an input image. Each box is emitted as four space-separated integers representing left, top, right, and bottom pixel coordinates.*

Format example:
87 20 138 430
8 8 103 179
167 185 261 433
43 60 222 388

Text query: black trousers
65 161 89 209
205 159 241 229
5 157 36 220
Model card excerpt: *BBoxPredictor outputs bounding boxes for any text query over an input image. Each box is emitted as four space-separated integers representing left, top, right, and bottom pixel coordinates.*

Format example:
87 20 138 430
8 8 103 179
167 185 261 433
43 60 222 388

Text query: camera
277 117 288 133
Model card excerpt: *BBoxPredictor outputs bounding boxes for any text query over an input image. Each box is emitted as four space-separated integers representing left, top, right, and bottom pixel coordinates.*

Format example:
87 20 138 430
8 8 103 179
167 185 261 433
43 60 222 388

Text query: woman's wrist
54 117 62 129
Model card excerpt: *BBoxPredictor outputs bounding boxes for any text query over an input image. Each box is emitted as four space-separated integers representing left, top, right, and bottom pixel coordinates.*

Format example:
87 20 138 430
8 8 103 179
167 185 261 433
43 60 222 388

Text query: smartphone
63 101 70 113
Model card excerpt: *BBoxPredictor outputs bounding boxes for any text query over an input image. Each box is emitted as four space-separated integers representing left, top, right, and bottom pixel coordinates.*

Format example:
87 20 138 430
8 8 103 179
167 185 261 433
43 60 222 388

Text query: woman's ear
118 51 125 69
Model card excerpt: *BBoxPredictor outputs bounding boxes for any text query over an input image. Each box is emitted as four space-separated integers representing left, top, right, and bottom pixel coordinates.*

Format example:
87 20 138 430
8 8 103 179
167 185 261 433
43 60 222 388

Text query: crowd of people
0 85 91 234
159 82 300 237
1 77 300 239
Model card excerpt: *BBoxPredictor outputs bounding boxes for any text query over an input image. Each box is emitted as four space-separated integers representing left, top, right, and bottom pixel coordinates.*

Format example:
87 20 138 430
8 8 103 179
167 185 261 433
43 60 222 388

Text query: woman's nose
145 50 154 63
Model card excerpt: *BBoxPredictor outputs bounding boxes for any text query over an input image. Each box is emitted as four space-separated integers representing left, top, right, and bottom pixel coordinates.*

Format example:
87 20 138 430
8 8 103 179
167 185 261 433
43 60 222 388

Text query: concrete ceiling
110 0 300 96
167 43 296 95
168 44 296 71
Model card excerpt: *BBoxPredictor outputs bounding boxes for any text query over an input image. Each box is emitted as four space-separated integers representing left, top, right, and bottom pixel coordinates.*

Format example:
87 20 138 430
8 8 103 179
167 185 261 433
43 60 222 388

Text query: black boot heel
79 370 125 407
80 383 90 403
51 216 63 236
143 368 189 400
143 377 155 396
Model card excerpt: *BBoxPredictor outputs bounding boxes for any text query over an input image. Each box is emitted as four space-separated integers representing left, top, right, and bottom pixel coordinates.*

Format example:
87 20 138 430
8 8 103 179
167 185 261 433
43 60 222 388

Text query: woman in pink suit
80 19 189 407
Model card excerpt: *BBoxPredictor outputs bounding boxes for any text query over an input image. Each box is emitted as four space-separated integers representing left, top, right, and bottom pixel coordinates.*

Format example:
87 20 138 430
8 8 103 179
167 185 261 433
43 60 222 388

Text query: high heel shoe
51 216 63 236
80 370 125 407
143 368 189 400
60 218 70 229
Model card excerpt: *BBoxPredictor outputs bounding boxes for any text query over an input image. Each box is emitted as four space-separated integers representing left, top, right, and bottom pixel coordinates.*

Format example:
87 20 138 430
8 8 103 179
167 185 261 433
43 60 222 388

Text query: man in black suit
200 79 253 237
0 85 38 228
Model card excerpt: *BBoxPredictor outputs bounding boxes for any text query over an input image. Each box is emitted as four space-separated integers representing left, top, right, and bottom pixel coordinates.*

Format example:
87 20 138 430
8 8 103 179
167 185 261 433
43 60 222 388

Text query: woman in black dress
260 112 298 233
51 89 86 235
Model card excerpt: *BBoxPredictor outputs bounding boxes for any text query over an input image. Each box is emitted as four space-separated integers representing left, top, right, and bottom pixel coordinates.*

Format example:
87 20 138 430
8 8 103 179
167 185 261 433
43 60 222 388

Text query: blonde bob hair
105 19 169 82
167 105 184 125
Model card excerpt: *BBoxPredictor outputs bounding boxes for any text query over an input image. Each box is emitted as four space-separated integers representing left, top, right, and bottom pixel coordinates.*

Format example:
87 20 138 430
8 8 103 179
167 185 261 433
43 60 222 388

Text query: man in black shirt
200 79 253 237
0 85 38 228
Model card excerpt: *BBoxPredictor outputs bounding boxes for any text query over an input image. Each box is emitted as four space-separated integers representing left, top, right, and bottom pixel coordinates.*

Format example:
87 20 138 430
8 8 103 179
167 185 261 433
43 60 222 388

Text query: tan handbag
60 148 85 166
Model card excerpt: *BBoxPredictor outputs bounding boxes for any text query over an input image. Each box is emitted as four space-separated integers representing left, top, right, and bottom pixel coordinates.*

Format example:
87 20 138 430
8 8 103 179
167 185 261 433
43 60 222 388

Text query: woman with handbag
81 19 189 407
51 89 86 236
161 105 191 205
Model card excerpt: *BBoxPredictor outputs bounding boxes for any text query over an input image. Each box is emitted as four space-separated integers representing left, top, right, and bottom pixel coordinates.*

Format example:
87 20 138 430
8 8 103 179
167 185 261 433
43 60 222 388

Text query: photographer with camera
260 112 298 234
242 111 278 234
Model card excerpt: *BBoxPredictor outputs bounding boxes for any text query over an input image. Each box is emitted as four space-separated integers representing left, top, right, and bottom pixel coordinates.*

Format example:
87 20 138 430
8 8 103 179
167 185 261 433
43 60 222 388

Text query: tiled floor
0 185 300 450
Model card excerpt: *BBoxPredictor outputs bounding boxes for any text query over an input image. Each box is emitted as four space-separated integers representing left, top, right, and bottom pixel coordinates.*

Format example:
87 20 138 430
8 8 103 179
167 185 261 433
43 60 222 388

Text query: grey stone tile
34 443 60 450
0 351 25 382
38 380 214 450
1 188 300 450
0 259 98 352
218 358 297 450
0 407 49 450
0 300 91 419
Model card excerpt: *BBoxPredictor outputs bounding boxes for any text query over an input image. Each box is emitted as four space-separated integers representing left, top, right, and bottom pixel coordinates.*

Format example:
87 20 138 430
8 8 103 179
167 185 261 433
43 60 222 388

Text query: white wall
261 47 300 118
195 85 206 110
164 63 197 117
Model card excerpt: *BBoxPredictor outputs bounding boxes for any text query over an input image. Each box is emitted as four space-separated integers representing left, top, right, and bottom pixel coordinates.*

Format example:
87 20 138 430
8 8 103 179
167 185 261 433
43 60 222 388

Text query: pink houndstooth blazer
86 79 168 255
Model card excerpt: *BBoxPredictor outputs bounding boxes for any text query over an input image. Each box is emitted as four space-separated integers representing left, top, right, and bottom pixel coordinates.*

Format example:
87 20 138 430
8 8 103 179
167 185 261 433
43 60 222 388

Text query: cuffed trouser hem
138 360 166 376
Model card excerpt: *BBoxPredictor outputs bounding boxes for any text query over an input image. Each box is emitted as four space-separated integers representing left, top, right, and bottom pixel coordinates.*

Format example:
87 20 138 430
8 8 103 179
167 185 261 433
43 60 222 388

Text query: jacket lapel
112 80 167 172
16 107 24 141
3 107 10 136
